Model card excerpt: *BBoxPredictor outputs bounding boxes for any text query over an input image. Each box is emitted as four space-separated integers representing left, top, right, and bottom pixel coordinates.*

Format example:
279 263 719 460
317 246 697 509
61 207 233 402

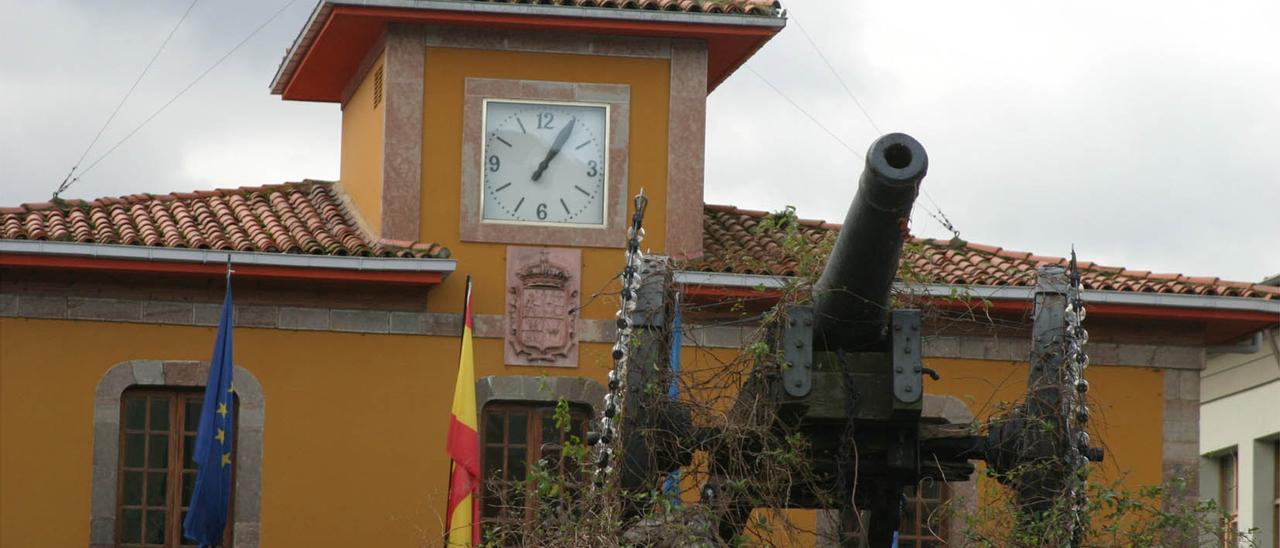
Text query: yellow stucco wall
0 321 1167 546
339 52 386 237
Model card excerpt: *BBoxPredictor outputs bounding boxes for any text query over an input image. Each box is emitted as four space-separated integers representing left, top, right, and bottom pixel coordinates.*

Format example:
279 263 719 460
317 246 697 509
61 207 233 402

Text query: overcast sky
2 1 1276 283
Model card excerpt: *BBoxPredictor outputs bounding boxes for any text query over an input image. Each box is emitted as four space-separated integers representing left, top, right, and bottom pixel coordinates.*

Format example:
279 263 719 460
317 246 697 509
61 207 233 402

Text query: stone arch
475 375 607 417
89 360 264 548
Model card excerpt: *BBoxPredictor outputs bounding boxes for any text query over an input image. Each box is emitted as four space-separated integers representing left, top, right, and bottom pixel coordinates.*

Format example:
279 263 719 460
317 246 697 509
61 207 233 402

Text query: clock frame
479 98 610 227
460 77 631 248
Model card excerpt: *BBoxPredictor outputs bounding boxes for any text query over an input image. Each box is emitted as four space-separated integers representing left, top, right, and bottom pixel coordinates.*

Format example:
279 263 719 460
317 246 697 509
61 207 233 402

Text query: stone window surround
475 375 607 418
90 360 263 548
460 78 631 248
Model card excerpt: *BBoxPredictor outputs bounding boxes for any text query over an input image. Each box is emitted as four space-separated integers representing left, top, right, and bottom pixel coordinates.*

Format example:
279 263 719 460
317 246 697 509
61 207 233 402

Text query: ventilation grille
373 65 384 109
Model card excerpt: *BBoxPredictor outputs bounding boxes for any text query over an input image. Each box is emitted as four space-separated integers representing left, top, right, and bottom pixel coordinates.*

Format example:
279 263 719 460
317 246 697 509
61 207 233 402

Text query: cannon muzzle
812 133 929 352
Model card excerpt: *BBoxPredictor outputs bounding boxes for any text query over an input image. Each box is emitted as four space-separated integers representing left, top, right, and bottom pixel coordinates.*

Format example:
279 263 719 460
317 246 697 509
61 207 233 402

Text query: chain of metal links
593 192 649 487
1063 249 1091 540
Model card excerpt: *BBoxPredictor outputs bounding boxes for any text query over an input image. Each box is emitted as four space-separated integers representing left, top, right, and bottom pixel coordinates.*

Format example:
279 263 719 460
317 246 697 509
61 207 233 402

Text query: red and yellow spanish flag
446 277 481 546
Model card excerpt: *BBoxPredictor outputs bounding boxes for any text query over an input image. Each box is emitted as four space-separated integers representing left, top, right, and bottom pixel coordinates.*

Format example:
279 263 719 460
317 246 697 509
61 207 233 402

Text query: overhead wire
55 0 202 199
751 8 963 240
57 0 302 197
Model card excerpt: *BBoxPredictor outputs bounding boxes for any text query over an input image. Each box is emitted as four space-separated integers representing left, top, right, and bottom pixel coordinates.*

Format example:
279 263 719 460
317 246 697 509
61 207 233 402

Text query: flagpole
445 275 471 546
445 275 480 547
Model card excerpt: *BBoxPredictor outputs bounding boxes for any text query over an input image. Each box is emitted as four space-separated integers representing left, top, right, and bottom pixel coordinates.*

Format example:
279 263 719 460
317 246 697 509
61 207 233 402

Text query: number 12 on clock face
480 99 609 226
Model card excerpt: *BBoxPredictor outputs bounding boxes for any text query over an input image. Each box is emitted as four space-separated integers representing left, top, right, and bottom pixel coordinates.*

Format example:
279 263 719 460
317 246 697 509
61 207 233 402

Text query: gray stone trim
1 295 1219 371
922 335 1206 370
475 375 607 418
90 361 264 548
1163 368 1202 493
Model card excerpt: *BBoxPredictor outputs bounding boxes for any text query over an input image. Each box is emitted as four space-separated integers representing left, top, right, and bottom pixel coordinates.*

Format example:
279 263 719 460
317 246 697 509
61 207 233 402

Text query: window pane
185 399 202 432
485 412 504 444
183 472 197 507
124 433 146 468
485 446 505 479
542 414 560 444
121 508 142 543
920 479 941 499
182 472 196 507
125 398 147 431
509 448 527 480
122 471 144 505
899 540 916 548
146 472 167 506
150 397 170 431
148 434 169 469
145 509 166 544
183 436 197 470
509 414 527 445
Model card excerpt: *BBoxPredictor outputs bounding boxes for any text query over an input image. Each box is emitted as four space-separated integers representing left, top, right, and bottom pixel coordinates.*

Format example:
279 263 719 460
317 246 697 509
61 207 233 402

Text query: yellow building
2 1 1278 546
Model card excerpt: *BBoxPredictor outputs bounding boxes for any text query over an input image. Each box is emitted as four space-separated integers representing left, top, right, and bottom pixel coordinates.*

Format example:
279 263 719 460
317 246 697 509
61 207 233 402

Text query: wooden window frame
897 478 949 546
117 387 236 547
479 402 590 526
1220 449 1239 548
842 480 951 547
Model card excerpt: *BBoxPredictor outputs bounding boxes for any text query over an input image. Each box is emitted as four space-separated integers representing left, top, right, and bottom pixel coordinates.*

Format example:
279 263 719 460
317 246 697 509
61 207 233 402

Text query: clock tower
271 1 783 368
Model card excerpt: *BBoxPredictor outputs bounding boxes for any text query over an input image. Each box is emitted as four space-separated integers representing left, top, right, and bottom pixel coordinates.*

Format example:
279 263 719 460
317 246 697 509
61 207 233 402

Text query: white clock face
481 100 608 226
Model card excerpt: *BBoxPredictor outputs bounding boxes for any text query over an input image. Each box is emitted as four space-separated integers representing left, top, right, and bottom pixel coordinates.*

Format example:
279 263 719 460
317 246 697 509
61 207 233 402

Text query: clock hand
531 117 576 182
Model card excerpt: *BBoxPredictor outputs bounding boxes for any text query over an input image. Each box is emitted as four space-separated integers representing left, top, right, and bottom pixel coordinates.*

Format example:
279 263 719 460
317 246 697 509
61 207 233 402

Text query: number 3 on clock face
480 99 609 226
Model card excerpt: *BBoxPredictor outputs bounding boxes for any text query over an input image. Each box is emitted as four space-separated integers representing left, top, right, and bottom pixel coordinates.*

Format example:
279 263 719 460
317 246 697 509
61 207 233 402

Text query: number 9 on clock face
481 99 609 226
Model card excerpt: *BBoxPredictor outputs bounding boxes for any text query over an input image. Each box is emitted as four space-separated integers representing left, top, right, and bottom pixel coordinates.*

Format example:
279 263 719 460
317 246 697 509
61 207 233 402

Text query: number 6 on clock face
480 99 609 226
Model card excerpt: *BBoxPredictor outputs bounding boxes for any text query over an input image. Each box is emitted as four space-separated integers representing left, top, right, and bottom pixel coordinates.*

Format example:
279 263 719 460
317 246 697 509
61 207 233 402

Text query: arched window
90 361 263 548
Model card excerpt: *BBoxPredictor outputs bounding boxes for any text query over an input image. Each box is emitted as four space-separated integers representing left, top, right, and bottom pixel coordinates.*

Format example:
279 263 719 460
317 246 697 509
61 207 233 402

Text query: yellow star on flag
215 428 226 444
217 402 228 418
221 453 232 467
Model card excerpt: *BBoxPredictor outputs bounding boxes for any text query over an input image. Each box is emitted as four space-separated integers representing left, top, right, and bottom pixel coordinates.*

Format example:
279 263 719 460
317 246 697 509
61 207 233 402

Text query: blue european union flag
183 282 235 546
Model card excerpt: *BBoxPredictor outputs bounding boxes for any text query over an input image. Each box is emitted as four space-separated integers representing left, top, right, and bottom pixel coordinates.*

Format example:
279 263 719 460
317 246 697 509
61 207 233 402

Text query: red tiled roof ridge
699 203 1280 300
1 180 449 259
7 180 333 214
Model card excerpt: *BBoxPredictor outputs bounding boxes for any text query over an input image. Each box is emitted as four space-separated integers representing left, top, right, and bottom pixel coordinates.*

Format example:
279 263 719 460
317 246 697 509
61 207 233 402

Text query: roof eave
270 0 786 99
672 271 1280 317
1 240 456 286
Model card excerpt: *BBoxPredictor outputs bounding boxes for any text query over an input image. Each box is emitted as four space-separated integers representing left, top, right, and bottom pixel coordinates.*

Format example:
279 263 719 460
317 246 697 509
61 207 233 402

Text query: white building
1200 311 1280 547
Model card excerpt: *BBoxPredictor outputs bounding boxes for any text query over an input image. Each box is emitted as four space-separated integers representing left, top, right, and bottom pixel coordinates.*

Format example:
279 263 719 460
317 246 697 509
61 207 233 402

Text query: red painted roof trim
1 254 447 286
280 5 781 102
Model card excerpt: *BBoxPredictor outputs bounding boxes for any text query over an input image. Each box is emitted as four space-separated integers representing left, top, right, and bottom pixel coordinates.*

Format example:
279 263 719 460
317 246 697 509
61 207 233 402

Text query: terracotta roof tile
0 181 449 259
6 184 1272 300
695 204 1280 301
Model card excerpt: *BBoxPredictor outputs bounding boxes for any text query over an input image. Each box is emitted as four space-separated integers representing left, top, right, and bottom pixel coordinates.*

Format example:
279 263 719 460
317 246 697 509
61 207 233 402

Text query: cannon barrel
812 133 929 352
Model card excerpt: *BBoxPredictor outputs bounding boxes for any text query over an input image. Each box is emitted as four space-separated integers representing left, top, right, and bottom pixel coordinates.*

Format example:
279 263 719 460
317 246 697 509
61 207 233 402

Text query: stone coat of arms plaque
505 247 581 367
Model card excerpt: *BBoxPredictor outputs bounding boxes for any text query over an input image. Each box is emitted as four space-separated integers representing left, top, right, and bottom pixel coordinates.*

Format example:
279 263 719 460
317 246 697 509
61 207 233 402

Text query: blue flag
183 283 235 546
662 298 683 500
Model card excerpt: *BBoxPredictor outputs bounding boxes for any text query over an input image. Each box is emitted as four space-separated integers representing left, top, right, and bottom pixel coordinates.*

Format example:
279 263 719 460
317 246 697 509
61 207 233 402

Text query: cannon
593 134 1101 547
